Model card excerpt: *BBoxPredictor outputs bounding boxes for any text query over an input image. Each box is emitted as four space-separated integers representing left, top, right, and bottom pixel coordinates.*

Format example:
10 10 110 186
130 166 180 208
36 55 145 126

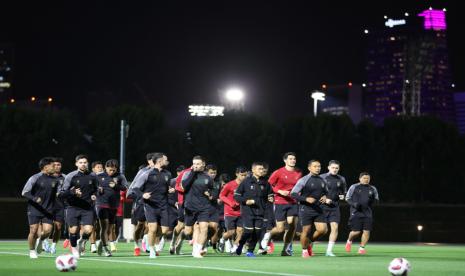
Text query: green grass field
1 241 464 276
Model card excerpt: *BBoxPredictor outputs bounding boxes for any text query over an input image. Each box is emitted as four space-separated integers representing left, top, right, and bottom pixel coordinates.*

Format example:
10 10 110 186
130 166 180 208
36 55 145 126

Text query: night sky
2 1 463 120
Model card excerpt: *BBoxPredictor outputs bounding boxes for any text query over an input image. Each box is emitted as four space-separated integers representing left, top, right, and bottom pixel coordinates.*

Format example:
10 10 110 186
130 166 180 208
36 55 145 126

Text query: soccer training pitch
1 241 464 276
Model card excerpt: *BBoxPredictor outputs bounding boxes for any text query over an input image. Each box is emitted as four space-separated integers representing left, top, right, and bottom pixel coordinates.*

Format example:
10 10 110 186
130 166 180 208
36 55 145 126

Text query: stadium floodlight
417 225 423 231
225 88 244 102
188 105 225 117
311 91 326 117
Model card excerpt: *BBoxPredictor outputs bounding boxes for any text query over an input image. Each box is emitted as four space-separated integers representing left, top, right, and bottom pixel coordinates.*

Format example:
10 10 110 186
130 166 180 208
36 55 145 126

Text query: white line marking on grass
0 252 313 276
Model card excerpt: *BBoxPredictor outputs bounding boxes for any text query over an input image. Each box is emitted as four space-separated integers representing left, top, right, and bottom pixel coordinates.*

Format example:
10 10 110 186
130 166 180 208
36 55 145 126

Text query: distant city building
454 92 465 134
320 83 363 124
364 8 455 125
0 44 13 101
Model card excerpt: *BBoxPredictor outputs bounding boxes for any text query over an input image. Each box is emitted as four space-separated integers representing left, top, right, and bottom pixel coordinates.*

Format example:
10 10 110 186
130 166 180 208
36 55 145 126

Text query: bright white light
451 83 455 88
311 91 325 101
417 225 423 231
405 79 410 84
443 8 447 12
188 105 224 117
405 12 409 16
384 15 388 19
364 29 369 34
225 88 244 102
362 83 367 87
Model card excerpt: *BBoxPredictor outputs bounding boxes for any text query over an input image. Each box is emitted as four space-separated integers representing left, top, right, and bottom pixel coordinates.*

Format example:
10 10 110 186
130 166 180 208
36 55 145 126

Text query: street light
225 88 244 102
222 87 245 111
311 91 326 117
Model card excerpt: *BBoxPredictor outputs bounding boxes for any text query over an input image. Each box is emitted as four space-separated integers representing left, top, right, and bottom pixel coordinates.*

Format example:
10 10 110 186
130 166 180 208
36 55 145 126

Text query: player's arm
290 176 308 203
345 184 361 210
131 170 150 199
233 181 248 204
269 171 287 196
339 176 348 200
117 174 129 191
21 174 41 202
220 184 235 207
58 171 78 199
266 182 274 203
180 170 196 192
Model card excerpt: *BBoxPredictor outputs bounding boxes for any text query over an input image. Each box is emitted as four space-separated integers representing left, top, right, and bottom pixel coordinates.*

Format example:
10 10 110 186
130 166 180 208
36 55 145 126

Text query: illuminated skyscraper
0 44 13 100
364 8 454 124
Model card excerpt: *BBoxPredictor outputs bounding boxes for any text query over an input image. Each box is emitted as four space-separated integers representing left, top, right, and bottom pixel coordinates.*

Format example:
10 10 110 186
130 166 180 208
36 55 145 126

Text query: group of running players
22 152 379 259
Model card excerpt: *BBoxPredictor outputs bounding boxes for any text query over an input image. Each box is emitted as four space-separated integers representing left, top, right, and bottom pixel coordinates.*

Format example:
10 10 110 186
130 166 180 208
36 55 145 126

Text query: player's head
75 154 89 172
91 160 103 174
105 159 119 176
151 152 166 168
192 155 206 171
52 157 63 174
176 165 186 176
219 173 231 186
262 162 269 176
359 172 371 184
251 162 265 178
206 164 218 180
235 166 248 183
308 159 321 175
328 160 340 175
39 157 55 174
162 154 170 168
283 152 297 167
146 152 155 167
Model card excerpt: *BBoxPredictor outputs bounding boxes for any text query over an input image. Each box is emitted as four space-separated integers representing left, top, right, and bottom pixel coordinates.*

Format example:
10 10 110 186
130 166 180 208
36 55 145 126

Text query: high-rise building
0 44 13 101
454 92 465 134
364 8 455 125
320 83 363 124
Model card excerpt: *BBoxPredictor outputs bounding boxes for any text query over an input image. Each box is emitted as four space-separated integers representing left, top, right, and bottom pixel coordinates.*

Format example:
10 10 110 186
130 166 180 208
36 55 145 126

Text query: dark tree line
1 105 464 203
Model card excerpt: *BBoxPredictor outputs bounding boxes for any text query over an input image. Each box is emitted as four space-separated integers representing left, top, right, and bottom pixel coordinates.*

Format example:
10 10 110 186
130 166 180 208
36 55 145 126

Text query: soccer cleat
358 248 366 255
325 252 336 257
245 252 256 258
175 240 183 255
42 239 51 253
97 241 103 256
307 244 314 256
281 250 292 256
35 238 43 254
141 240 147 253
63 239 70 249
110 242 117 252
50 244 57 254
149 248 157 259
235 244 244 256
134 247 141 256
302 249 310 258
103 246 112 257
257 248 267 255
218 239 225 253
29 250 38 259
192 253 204 258
91 243 97 253
169 246 175 255
266 241 275 254
345 241 352 252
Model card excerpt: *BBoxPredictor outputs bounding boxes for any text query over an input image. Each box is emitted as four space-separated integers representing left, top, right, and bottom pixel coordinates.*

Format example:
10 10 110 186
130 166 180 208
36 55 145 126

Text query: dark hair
146 152 155 161
262 162 269 170
359 172 370 178
328 160 340 166
252 162 264 168
219 173 231 184
151 152 165 163
39 157 55 170
105 159 119 168
235 166 248 174
91 161 103 168
52 157 63 163
176 165 186 173
283 152 296 160
193 155 205 162
308 159 321 166
206 164 217 171
75 154 88 162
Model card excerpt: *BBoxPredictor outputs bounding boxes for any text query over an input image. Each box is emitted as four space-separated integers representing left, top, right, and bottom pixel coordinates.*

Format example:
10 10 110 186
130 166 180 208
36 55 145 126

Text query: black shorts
264 206 276 230
224 216 243 230
322 207 341 223
184 208 210 227
168 205 178 229
242 216 263 230
208 207 219 223
27 207 54 225
299 205 325 226
66 206 95 226
96 207 117 224
131 204 146 225
177 204 185 223
144 204 170 226
274 204 298 221
349 216 373 231
53 207 65 224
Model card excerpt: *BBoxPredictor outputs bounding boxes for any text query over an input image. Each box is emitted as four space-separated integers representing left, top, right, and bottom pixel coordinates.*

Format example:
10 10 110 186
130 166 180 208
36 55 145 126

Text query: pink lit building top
418 9 446 30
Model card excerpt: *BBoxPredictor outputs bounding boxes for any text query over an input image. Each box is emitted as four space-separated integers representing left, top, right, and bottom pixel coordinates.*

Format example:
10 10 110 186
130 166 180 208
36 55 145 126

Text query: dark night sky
1 1 463 120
